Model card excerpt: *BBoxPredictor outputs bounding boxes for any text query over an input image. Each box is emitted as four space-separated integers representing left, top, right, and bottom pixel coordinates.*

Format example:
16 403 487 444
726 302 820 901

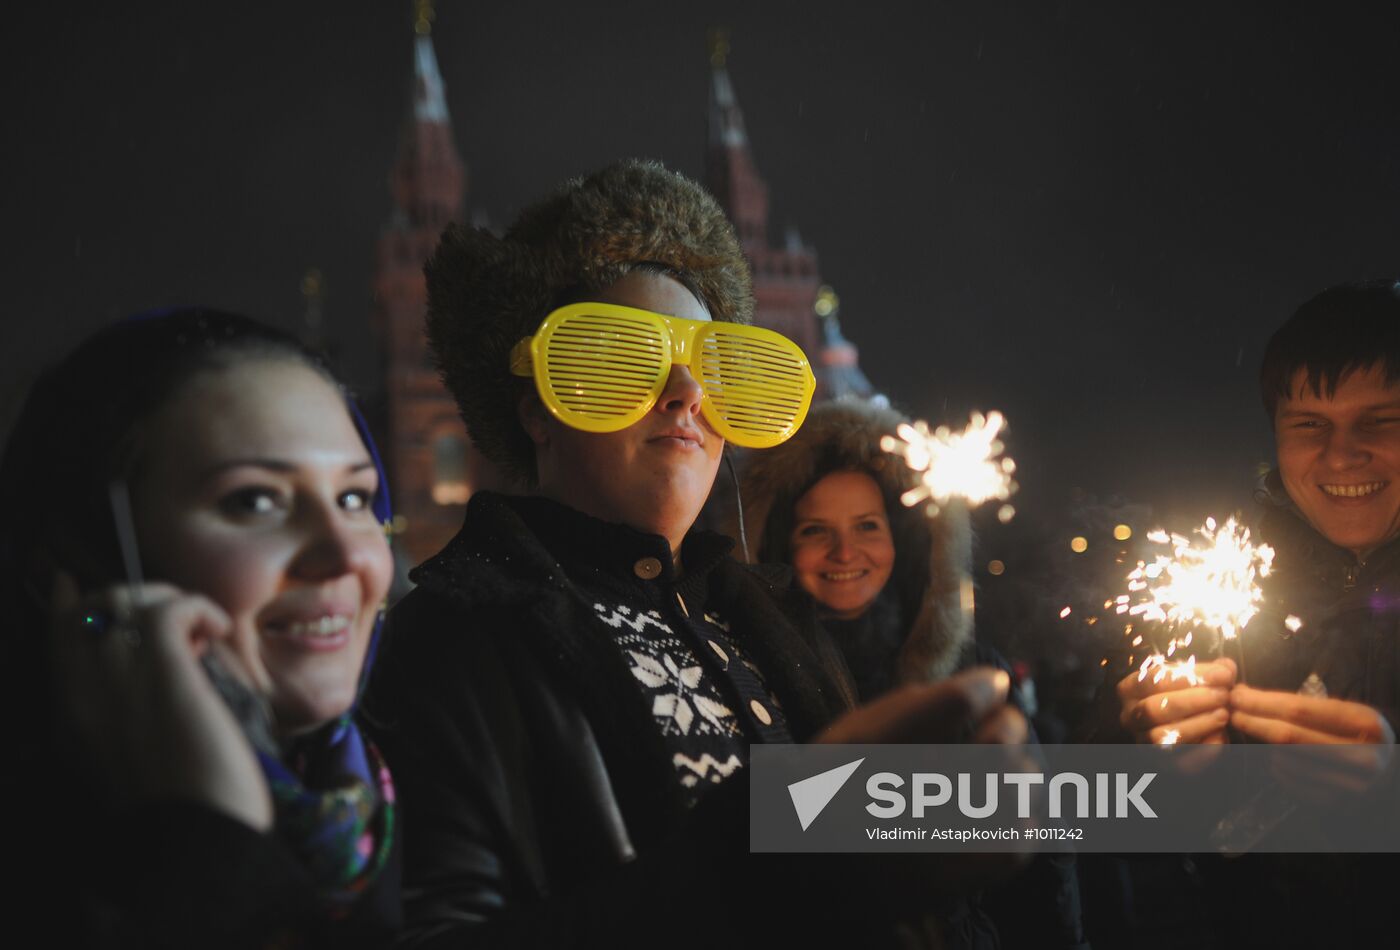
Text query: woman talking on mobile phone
1 309 399 948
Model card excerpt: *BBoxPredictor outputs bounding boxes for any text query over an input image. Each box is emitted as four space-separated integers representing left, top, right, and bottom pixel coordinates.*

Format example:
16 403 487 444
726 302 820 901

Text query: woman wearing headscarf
364 159 1031 949
1 309 399 947
740 399 1088 949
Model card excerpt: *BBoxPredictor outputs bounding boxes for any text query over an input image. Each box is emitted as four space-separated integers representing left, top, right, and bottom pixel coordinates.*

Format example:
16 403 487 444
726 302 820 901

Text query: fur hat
739 399 975 684
425 159 754 483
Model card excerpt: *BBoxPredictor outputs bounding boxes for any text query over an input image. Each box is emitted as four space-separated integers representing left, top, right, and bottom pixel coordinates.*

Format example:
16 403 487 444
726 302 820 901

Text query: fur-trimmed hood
738 400 974 686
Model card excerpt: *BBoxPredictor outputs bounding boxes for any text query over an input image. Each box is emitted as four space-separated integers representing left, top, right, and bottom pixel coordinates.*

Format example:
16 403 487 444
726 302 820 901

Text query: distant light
1059 606 1072 619
1070 536 1088 553
1285 615 1304 633
432 481 471 505
988 559 1005 576
997 504 1015 523
1114 524 1133 541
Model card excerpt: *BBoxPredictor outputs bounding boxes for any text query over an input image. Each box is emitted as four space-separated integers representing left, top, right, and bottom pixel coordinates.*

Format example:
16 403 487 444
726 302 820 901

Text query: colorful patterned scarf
259 719 396 912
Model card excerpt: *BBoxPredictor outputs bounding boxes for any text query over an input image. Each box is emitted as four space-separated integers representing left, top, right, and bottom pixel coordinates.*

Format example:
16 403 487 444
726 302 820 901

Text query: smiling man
1093 280 1400 947
1113 281 1400 750
1231 281 1400 746
1267 303 1400 566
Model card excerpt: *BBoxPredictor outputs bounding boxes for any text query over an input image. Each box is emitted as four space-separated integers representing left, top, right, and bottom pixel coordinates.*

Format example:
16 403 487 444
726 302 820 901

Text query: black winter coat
368 493 991 948
1246 500 1400 730
9 767 400 949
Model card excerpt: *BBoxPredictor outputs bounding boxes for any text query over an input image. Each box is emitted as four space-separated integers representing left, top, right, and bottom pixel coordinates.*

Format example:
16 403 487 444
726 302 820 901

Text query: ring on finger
82 608 142 648
80 609 111 636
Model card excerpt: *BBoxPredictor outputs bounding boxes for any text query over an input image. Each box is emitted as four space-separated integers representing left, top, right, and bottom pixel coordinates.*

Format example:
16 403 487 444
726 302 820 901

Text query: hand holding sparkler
1115 656 1236 745
881 411 1016 684
1112 515 1282 745
1210 678 1393 853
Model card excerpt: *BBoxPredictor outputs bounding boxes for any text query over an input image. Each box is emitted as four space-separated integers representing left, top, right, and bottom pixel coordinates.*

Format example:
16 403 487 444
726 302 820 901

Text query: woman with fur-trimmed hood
740 400 1089 949
740 399 975 698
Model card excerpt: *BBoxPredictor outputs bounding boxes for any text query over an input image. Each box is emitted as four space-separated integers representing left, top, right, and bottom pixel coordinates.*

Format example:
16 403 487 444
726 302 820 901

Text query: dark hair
1259 279 1400 417
0 308 335 597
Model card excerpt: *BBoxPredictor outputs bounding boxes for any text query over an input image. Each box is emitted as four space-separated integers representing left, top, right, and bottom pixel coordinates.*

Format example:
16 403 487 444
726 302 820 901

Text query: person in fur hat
740 399 1087 949
363 159 1031 948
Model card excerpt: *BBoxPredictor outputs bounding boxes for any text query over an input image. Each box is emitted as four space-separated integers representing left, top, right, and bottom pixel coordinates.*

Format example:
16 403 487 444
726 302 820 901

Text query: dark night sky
7 1 1400 536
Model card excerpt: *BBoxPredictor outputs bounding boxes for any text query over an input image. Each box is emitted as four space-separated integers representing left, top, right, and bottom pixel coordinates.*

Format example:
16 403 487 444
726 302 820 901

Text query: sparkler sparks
1137 653 1199 687
1121 516 1293 707
880 411 1018 517
1125 516 1275 643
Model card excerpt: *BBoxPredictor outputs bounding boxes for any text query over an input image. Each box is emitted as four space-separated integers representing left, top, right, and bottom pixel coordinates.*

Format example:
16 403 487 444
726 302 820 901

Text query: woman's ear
517 392 551 446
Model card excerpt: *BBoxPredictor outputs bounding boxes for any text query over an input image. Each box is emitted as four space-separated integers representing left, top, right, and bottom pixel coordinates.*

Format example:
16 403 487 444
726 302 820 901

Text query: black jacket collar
411 492 735 607
1257 481 1400 594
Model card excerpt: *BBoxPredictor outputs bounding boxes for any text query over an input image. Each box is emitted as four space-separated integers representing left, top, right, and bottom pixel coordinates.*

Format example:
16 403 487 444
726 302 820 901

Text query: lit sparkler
1137 652 1200 688
880 411 1018 518
1121 515 1302 745
1125 516 1275 644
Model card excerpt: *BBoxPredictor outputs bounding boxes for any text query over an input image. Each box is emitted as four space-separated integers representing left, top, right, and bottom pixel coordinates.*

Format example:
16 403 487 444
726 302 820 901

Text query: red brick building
370 18 471 567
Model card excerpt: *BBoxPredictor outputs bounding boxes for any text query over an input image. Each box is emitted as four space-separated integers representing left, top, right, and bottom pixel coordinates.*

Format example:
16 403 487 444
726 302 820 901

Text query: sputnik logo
787 757 864 831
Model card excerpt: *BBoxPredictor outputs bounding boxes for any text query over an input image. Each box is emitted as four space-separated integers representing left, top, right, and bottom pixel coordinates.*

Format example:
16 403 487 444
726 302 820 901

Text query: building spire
705 30 767 249
414 0 434 35
708 27 729 68
389 2 463 229
707 28 747 150
412 4 449 123
700 37 869 399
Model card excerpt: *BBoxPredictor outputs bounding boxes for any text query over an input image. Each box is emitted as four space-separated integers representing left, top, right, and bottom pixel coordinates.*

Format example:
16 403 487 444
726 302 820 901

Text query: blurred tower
812 285 877 402
371 1 471 566
706 31 869 399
